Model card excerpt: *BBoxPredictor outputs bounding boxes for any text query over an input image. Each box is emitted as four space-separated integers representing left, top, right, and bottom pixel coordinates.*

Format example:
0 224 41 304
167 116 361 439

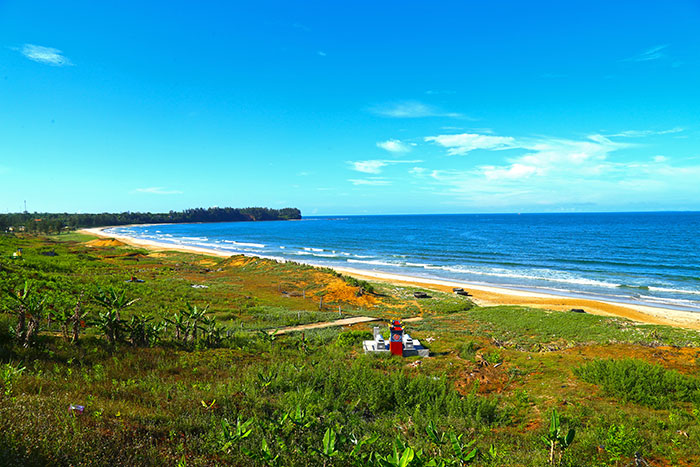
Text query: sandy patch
86 238 127 247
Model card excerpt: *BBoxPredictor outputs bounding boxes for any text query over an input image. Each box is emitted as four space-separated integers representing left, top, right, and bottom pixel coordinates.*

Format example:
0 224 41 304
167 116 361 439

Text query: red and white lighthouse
389 320 404 356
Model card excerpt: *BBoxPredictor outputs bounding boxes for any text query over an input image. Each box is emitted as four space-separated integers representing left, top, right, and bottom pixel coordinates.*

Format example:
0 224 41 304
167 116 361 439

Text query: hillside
0 233 699 466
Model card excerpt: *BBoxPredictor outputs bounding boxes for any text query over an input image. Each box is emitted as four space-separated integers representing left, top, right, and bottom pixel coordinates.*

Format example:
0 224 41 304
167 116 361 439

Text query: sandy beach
79 226 700 330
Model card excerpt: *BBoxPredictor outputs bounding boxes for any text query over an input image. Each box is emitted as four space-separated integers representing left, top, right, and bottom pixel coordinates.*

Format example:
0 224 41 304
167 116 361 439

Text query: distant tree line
0 207 302 234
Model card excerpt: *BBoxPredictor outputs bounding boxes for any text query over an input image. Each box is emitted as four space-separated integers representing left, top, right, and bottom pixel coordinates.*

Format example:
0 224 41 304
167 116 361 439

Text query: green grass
466 305 700 350
2 233 700 466
574 358 700 409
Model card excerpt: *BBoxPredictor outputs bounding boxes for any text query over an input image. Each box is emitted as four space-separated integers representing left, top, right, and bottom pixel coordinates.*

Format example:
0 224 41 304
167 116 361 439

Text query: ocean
105 212 700 312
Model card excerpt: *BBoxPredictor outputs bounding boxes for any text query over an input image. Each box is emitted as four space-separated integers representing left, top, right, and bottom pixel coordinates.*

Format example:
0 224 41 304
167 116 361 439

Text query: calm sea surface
106 212 700 311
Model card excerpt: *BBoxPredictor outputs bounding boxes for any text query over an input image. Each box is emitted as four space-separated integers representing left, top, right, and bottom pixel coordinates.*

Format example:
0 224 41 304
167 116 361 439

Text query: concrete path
271 316 380 335
270 315 423 335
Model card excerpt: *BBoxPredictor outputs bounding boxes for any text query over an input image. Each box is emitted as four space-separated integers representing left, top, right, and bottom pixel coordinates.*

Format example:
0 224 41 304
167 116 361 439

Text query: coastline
79 226 700 330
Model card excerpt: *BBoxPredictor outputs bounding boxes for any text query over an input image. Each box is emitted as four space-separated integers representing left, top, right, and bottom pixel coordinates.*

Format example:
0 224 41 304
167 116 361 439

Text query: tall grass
574 358 700 408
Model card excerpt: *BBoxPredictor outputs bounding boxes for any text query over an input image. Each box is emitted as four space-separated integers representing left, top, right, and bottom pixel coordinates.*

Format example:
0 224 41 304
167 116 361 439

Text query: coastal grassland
1 233 700 466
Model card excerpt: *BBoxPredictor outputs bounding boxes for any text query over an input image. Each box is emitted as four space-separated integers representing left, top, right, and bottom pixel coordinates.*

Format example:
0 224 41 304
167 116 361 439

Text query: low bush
574 358 700 408
336 330 373 347
456 340 482 360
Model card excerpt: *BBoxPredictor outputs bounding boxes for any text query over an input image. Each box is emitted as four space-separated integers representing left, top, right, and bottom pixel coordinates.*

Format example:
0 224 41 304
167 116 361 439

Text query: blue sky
1 0 700 215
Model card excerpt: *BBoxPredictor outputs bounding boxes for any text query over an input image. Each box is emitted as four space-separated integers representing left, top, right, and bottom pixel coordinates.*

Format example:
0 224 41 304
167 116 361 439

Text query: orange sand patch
86 238 127 247
321 275 377 307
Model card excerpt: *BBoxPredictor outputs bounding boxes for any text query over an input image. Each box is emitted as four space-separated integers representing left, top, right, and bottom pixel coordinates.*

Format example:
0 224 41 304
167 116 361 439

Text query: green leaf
426 421 442 444
563 428 575 448
449 432 463 458
323 427 337 456
464 447 478 462
398 447 414 467
549 409 560 438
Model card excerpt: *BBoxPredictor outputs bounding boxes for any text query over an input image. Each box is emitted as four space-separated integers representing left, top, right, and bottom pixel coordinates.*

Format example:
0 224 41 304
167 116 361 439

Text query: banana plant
348 433 379 467
219 416 254 453
257 369 276 390
200 315 225 347
4 280 47 348
542 408 575 465
313 427 339 465
184 303 208 342
287 404 312 429
242 438 281 466
125 314 164 346
380 444 415 467
165 311 188 342
91 286 139 321
426 421 446 446
449 432 478 465
94 309 124 345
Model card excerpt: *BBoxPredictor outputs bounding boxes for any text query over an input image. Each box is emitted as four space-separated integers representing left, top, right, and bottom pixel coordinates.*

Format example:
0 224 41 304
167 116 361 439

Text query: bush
343 276 375 295
574 358 700 408
456 340 481 360
336 330 373 348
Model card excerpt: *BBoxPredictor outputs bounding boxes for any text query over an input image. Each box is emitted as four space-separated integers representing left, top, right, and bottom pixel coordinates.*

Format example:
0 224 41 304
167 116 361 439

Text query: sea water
105 212 700 312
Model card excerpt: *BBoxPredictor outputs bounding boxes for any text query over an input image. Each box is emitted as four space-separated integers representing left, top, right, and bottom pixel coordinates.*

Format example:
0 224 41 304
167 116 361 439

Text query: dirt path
270 316 423 335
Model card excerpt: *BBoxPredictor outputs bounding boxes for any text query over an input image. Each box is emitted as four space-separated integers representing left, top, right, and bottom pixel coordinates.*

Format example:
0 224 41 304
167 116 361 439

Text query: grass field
1 233 699 466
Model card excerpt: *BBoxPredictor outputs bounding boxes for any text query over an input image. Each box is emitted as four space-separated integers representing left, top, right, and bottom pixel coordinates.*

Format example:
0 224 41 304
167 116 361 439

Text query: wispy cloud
376 139 411 153
292 22 310 32
425 133 517 155
348 177 391 186
425 90 456 95
624 45 668 62
317 51 327 57
349 159 423 174
411 131 700 207
605 127 683 138
18 44 72 66
133 187 183 195
369 101 464 118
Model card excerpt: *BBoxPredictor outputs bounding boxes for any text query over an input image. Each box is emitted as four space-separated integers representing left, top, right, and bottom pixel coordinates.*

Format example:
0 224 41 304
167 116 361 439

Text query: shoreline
79 226 700 330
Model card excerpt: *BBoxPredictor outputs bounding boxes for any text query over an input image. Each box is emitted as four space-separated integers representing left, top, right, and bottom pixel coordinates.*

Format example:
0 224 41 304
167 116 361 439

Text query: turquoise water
106 212 700 311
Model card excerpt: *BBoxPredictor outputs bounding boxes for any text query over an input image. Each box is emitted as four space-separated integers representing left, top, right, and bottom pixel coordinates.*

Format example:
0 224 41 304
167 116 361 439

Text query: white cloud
376 139 411 153
410 129 700 209
482 163 540 180
133 187 183 195
348 178 391 186
349 159 423 174
369 101 463 118
624 45 667 62
350 160 387 174
317 51 327 57
425 133 517 155
606 127 683 138
19 44 72 66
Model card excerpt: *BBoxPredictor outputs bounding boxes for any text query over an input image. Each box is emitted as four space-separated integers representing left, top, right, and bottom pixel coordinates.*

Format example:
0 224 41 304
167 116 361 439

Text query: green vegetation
0 206 301 233
574 358 700 409
1 233 700 465
343 275 376 295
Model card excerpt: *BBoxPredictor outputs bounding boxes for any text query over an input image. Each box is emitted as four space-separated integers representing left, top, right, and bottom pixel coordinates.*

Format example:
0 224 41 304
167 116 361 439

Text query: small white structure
363 325 429 357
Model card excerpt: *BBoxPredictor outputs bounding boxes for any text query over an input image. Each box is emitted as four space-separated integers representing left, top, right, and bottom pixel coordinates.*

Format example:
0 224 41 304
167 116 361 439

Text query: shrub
343 276 375 295
456 340 481 360
574 358 700 408
336 330 373 348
